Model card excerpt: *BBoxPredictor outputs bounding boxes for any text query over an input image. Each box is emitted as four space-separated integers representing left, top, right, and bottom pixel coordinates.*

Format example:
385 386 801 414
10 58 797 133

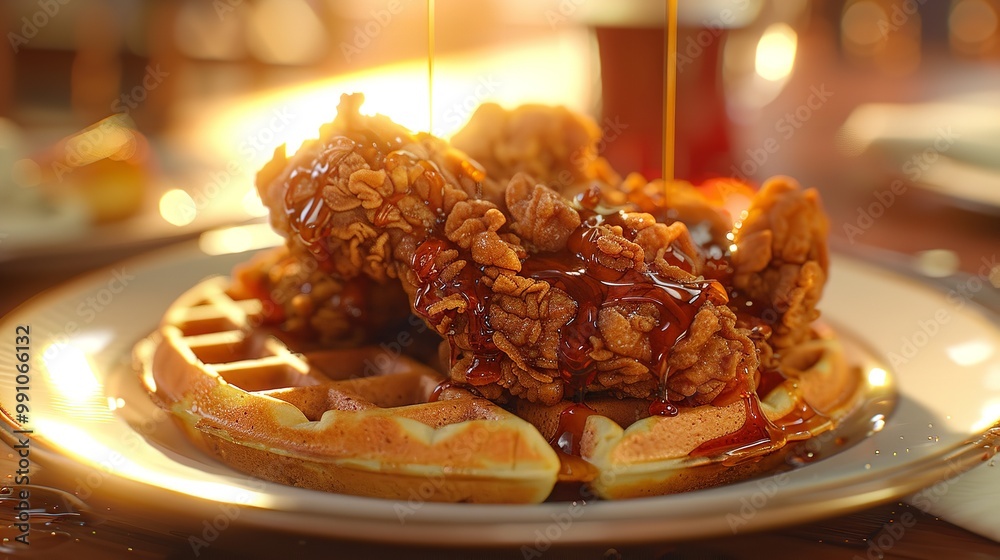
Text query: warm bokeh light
950 0 999 55
755 23 798 81
971 400 1000 433
43 342 103 405
246 0 327 65
199 223 283 256
724 19 799 112
871 413 887 432
946 340 996 367
192 30 593 173
63 115 138 166
915 249 961 278
841 1 889 51
867 367 889 388
841 0 921 74
159 188 197 226
107 396 126 411
952 0 999 42
33 417 276 507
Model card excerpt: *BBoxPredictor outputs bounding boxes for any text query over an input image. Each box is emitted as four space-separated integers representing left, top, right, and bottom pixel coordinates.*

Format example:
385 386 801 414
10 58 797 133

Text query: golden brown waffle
137 276 862 503
136 276 561 503
518 333 862 499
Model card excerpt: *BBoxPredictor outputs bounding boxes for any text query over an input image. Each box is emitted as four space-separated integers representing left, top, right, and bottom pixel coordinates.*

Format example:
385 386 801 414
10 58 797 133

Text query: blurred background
0 0 998 313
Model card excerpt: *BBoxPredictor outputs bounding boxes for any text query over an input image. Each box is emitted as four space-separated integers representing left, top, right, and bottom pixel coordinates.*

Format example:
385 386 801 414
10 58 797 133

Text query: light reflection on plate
0 238 998 545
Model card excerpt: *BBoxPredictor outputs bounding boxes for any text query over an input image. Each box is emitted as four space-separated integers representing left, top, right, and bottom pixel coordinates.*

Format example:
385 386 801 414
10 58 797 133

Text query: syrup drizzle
428 379 452 402
284 171 333 257
412 238 503 385
648 397 679 417
412 209 728 403
755 367 786 399
549 403 601 482
283 138 355 260
426 0 435 135
284 142 459 265
663 0 679 182
687 365 839 463
521 211 727 397
552 403 599 456
691 392 784 460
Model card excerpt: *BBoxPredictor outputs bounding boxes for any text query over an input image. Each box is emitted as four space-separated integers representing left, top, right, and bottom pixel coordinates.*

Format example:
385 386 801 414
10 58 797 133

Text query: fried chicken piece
666 301 759 403
608 172 828 375
731 176 829 354
255 93 758 407
231 245 411 347
452 103 751 252
505 173 581 253
451 102 620 195
421 188 757 406
616 173 750 250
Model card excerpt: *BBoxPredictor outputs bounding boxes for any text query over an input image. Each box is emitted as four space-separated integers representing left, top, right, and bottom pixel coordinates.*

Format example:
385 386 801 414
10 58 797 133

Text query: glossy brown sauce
555 451 599 483
689 363 841 464
690 393 786 460
648 397 679 417
284 174 333 258
411 209 730 401
773 397 826 436
282 135 456 261
520 211 728 396
548 403 601 483
428 380 452 402
702 253 733 284
283 139 358 260
412 237 503 385
755 367 786 399
411 208 764 463
573 183 603 209
373 192 406 228
552 404 599 456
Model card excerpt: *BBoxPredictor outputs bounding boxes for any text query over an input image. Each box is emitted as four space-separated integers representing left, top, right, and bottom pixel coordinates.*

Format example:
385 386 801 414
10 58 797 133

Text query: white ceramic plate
1 235 999 546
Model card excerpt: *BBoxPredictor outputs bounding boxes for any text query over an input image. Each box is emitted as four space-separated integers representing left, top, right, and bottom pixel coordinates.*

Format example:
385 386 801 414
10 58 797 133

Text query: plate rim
2 238 999 546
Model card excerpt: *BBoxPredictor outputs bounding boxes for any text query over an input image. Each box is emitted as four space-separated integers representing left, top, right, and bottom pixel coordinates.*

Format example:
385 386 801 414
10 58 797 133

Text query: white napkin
906 459 1000 542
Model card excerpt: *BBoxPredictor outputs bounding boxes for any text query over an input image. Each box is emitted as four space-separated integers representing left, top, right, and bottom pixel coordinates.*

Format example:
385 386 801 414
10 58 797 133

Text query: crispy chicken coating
617 173 744 250
451 102 620 194
505 173 582 253
412 184 756 406
231 245 411 347
730 176 829 355
253 94 766 407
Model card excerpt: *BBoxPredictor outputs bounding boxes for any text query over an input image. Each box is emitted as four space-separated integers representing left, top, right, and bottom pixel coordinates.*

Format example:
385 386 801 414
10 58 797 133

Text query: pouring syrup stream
663 0 678 183
427 0 435 136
